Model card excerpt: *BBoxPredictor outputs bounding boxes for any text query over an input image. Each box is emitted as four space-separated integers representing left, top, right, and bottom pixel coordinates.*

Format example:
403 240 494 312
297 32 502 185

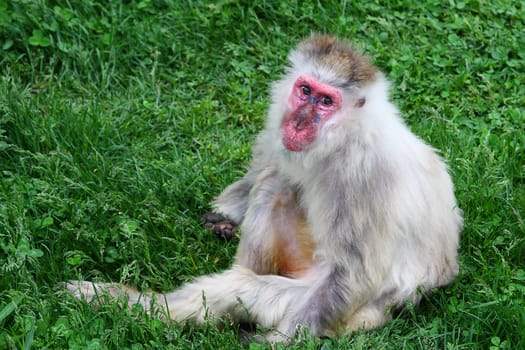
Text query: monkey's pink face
282 75 342 152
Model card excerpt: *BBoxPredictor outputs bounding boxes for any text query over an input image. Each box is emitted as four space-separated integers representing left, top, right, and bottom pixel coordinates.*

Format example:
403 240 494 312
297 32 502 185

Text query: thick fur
66 35 462 342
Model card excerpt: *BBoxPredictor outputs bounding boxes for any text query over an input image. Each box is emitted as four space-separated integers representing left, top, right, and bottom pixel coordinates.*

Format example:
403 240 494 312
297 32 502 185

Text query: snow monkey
66 35 463 342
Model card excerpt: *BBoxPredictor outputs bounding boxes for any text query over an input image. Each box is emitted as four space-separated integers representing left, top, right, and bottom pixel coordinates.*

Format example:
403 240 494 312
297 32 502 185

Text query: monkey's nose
295 115 309 130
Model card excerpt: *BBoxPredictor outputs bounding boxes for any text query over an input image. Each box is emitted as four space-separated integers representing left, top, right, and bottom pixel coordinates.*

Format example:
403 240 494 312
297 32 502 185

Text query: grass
0 0 523 349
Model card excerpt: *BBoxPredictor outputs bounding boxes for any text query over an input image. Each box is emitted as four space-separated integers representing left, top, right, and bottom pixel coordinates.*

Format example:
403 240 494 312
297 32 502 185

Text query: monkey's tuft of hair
293 34 378 88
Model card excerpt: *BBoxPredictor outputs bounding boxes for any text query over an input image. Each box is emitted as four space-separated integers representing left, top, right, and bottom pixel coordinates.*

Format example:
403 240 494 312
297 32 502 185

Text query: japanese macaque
66 35 462 342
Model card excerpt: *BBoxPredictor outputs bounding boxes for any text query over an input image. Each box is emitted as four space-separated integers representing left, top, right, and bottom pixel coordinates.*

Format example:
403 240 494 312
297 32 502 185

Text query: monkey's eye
321 96 333 106
301 85 311 96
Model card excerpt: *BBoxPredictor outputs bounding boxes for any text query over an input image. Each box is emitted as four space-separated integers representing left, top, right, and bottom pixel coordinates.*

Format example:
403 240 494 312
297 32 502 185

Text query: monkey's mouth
281 107 321 152
282 123 318 152
282 137 304 152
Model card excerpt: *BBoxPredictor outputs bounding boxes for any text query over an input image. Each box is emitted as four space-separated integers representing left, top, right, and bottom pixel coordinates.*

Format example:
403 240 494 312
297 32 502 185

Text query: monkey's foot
201 212 238 240
63 280 120 303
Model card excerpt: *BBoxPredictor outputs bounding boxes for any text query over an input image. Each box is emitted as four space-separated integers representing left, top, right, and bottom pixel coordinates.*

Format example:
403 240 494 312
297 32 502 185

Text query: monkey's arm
212 135 276 219
210 177 253 223
202 167 264 240
202 177 253 240
204 139 275 238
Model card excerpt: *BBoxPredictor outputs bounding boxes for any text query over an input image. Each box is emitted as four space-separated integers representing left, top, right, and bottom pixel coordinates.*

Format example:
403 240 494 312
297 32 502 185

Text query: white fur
66 36 462 343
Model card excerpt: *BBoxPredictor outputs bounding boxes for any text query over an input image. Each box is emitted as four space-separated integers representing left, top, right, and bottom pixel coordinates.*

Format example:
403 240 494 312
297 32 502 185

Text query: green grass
0 0 523 349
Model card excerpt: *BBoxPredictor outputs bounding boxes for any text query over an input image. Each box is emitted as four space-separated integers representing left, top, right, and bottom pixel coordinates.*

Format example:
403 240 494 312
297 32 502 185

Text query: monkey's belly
275 216 317 279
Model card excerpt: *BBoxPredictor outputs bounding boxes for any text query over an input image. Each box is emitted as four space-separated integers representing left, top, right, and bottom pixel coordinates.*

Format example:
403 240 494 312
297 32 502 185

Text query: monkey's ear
355 97 366 108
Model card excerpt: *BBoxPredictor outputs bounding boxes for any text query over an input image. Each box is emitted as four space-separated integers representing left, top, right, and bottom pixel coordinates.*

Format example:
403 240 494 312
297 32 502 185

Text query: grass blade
0 296 23 323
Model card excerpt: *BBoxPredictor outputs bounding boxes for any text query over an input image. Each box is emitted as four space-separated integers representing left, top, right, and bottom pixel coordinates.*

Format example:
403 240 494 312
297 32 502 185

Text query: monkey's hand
201 212 239 240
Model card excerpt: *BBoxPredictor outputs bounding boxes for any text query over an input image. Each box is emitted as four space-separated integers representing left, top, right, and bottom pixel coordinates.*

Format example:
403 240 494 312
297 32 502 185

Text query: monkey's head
278 35 379 152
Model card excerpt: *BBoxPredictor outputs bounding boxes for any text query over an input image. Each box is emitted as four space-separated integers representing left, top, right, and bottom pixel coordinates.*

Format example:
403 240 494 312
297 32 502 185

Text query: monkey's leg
64 281 158 311
163 266 310 326
341 301 392 334
66 266 310 329
334 289 394 335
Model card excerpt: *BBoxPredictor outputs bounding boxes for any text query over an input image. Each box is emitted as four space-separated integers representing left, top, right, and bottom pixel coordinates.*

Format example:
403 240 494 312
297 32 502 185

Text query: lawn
0 0 523 349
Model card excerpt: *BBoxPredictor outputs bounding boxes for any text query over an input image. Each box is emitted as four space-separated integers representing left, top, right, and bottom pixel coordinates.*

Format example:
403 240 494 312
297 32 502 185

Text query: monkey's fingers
201 212 239 240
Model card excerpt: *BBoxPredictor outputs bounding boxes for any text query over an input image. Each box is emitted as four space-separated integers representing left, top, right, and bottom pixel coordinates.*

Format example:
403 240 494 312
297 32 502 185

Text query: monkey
66 35 463 343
